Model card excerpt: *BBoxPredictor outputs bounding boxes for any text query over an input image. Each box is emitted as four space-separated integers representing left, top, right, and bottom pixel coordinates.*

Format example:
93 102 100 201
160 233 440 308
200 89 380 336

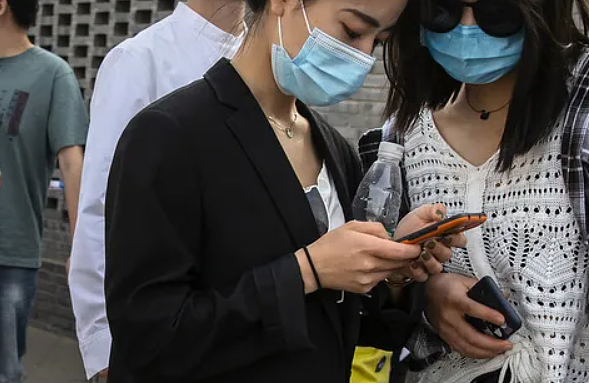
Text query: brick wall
31 186 75 336
28 0 389 337
29 0 177 102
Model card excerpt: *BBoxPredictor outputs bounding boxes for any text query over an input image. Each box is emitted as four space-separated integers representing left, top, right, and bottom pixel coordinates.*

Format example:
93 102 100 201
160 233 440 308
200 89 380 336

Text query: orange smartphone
395 213 487 245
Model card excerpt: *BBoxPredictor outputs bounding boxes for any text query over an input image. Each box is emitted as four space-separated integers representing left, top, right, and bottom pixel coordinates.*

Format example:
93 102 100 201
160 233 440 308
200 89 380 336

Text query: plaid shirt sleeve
562 50 589 249
582 134 589 237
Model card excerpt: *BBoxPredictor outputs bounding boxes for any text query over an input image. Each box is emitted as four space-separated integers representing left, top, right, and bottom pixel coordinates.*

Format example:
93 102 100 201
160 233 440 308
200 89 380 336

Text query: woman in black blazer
104 0 463 382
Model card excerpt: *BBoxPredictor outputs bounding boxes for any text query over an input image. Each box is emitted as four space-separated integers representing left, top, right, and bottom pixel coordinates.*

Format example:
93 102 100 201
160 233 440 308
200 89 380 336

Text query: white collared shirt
68 3 244 378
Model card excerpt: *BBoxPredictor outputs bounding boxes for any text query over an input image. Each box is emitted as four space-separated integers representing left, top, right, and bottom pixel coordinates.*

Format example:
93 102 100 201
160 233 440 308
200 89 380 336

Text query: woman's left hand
391 204 467 283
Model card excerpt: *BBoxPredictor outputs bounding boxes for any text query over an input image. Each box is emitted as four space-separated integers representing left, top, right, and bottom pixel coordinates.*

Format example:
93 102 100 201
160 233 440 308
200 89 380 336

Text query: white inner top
403 110 589 383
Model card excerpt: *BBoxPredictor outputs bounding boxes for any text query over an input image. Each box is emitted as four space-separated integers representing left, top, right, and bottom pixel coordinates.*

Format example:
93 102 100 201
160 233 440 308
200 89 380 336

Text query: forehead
324 0 408 23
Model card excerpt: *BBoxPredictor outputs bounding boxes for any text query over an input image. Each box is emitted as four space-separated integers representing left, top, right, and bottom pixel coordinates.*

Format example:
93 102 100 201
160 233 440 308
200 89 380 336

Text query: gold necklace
267 113 298 139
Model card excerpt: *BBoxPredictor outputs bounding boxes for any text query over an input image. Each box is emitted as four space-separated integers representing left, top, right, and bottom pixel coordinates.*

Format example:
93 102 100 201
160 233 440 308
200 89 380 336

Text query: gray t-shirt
0 47 88 268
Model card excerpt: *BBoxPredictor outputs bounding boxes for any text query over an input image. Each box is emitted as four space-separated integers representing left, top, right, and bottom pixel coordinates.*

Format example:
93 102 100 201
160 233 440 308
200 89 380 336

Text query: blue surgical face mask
271 0 376 106
422 24 525 85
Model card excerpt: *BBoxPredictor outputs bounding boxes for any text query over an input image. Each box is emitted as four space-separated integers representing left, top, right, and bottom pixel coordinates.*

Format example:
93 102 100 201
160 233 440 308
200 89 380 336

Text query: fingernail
426 240 436 250
422 252 432 261
411 261 421 269
441 236 453 247
436 209 445 219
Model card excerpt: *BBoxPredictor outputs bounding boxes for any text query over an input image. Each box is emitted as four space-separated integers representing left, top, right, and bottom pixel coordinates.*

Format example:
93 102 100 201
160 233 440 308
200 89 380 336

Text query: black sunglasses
420 0 524 38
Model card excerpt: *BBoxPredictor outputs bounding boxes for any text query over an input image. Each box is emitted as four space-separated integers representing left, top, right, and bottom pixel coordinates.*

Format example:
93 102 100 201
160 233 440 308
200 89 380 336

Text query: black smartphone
465 276 522 340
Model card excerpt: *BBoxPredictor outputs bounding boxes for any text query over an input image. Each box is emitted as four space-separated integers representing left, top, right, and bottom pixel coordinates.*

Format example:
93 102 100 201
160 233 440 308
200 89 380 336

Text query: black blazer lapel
206 60 318 247
205 60 346 347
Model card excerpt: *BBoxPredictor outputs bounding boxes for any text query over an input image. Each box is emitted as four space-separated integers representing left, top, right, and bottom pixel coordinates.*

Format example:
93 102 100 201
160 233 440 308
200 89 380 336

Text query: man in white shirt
67 1 245 380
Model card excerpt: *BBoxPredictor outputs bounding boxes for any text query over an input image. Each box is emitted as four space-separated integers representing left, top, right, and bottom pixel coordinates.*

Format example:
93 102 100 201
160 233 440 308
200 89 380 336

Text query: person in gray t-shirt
0 0 87 381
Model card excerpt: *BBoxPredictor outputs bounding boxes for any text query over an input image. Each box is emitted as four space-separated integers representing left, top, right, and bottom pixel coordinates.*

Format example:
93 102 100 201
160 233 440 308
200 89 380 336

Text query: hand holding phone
424 273 514 359
466 276 522 340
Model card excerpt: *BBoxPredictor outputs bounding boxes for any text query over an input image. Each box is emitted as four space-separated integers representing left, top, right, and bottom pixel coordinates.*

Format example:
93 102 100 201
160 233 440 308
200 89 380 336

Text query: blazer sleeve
105 108 312 382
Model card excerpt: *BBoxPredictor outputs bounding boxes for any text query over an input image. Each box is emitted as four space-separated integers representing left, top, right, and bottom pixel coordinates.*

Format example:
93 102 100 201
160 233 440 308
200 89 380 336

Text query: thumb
415 203 447 223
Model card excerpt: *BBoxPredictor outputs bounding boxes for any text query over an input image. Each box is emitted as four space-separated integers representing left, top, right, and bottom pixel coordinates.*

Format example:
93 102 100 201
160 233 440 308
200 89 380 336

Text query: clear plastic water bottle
352 142 404 235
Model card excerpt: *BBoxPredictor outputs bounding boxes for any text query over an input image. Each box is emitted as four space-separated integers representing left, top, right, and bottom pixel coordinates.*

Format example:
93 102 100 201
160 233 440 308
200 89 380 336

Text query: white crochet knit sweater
404 110 589 383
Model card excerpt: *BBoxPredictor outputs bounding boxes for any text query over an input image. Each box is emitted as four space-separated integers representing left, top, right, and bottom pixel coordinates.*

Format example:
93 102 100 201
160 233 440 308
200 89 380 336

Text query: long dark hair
384 0 589 171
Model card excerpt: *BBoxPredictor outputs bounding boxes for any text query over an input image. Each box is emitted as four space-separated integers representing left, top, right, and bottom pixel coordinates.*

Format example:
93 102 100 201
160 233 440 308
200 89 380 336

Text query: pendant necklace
465 89 511 121
268 113 298 139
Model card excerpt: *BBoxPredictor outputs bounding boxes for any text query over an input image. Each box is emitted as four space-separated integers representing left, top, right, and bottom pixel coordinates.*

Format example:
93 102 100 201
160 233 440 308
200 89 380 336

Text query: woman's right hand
295 221 421 294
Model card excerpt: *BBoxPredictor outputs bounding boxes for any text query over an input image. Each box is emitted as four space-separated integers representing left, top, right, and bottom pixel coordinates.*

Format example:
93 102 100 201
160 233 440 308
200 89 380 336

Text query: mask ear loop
278 0 312 48
299 0 312 34
278 16 285 47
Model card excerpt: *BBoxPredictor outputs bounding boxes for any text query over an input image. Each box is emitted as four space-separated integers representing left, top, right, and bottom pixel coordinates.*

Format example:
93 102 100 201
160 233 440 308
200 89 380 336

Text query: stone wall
30 187 75 336
29 0 177 102
29 0 389 337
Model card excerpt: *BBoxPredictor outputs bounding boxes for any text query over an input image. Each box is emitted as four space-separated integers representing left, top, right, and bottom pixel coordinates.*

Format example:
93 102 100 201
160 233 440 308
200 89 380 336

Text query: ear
0 0 7 17
268 0 289 18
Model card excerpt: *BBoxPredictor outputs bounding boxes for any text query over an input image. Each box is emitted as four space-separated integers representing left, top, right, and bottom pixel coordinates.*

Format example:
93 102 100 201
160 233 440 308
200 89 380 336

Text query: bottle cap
378 142 403 162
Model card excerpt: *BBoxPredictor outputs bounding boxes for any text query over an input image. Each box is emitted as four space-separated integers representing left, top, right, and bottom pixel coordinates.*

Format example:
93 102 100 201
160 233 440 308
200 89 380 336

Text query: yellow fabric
350 347 392 383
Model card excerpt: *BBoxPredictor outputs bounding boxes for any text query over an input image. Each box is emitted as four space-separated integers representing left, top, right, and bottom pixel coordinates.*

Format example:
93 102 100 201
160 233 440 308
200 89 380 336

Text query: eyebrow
342 8 381 29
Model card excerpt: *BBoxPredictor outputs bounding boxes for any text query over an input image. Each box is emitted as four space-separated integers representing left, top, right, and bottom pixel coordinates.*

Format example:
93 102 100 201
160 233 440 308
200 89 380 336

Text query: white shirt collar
171 2 246 53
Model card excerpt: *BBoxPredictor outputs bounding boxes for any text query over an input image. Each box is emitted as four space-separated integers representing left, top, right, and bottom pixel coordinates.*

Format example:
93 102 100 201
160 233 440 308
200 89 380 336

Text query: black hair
245 0 267 28
6 0 38 29
246 0 267 13
384 0 589 171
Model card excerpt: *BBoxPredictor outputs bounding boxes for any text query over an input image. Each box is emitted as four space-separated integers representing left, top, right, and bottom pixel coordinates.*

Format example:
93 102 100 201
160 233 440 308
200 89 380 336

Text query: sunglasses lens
421 0 462 33
475 0 524 37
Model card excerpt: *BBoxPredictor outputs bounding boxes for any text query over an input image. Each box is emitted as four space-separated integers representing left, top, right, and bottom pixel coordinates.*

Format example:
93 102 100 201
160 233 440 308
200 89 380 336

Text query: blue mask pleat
422 24 525 85
272 27 376 107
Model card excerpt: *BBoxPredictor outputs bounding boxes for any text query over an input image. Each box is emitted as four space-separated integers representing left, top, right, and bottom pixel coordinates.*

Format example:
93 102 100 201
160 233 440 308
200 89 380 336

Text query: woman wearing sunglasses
380 0 589 382
101 0 465 382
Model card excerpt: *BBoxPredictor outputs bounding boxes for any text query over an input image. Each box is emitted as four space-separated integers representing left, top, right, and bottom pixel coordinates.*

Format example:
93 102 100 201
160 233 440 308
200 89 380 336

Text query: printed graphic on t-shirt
0 89 30 138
